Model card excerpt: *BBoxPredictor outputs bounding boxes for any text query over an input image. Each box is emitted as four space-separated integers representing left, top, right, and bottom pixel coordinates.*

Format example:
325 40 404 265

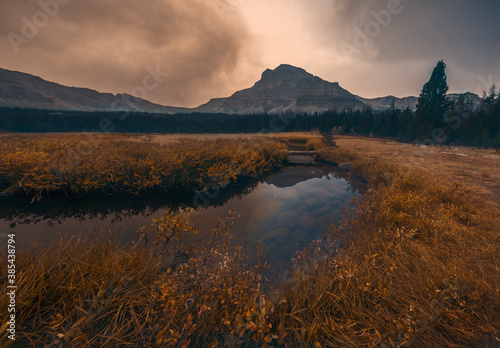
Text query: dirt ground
334 136 500 208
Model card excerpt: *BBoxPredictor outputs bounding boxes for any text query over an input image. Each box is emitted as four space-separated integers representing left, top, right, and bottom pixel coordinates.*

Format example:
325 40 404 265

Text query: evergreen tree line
411 60 500 147
0 106 420 136
0 61 498 147
0 99 498 147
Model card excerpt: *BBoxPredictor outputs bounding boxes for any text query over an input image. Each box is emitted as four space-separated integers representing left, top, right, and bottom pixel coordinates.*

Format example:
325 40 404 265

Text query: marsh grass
0 209 271 347
286 136 310 145
332 136 500 207
0 140 499 347
0 235 160 347
0 135 287 198
271 148 500 347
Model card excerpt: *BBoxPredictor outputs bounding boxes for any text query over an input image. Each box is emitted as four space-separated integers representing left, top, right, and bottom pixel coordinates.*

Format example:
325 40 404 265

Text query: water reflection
200 166 361 272
0 178 263 228
0 165 363 271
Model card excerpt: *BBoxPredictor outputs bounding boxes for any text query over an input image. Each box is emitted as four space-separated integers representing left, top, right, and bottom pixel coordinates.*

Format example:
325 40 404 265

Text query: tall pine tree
415 60 453 135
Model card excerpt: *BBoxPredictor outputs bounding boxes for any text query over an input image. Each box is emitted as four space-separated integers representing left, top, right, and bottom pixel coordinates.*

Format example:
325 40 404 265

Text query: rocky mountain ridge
0 65 482 114
0 68 187 113
194 64 366 114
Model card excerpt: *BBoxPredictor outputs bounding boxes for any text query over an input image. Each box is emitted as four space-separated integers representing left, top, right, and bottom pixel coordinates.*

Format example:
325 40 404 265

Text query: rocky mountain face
0 68 187 113
194 64 366 114
0 65 482 114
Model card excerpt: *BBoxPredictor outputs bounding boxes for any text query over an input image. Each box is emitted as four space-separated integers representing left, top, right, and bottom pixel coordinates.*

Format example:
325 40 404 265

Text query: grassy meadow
0 135 287 198
0 134 499 347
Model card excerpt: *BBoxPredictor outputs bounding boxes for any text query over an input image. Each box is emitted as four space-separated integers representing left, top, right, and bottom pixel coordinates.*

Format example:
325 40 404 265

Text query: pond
0 165 363 274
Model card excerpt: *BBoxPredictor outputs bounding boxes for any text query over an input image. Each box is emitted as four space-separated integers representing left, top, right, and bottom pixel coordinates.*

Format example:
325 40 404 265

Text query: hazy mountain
447 93 483 110
0 68 187 113
358 93 482 111
356 95 418 111
0 65 482 114
194 64 366 114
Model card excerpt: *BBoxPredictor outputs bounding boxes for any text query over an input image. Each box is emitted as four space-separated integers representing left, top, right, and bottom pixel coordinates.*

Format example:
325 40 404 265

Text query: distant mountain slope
448 93 483 110
194 64 367 114
358 92 482 111
0 65 483 114
356 95 418 111
0 68 187 113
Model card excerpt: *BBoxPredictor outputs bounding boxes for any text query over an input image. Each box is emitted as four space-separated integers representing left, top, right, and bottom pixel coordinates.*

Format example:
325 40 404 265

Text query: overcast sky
1 0 499 107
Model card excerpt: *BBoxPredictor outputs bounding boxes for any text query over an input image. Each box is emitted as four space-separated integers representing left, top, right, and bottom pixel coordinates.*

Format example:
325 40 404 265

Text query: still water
0 165 362 272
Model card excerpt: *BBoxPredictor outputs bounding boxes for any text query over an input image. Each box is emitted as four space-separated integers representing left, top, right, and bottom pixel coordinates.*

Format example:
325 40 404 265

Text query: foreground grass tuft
0 210 271 347
0 235 160 346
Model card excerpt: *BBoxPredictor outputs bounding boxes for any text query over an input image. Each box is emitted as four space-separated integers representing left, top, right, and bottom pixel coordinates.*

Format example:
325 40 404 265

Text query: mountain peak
196 64 365 114
275 64 308 73
261 64 314 82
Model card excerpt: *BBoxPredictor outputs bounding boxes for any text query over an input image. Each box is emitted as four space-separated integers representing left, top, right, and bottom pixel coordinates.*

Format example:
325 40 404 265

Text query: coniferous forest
1 97 498 148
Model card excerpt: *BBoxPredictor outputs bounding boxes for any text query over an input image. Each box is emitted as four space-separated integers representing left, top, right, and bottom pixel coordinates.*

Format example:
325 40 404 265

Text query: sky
1 0 499 107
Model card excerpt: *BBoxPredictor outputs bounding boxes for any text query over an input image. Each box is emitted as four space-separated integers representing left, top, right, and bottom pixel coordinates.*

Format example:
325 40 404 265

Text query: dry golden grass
274 146 500 347
1 134 499 347
334 136 500 208
269 134 325 151
0 235 160 346
305 138 325 151
0 210 270 347
126 132 321 146
0 135 287 198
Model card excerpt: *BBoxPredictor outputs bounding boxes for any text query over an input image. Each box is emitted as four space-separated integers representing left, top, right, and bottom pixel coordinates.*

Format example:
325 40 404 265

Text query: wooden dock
287 151 318 156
